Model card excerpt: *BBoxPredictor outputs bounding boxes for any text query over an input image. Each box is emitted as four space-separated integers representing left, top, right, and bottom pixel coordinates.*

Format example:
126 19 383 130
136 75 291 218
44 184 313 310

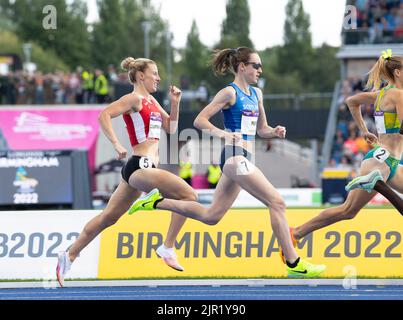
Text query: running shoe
279 227 298 264
128 188 163 215
156 244 184 272
286 258 326 278
56 251 72 287
345 169 383 193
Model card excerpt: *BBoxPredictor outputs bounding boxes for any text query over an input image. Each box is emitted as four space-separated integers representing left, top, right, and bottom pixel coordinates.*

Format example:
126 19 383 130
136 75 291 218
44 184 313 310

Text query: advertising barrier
0 107 102 176
0 211 100 280
0 209 401 280
97 208 402 279
198 189 322 207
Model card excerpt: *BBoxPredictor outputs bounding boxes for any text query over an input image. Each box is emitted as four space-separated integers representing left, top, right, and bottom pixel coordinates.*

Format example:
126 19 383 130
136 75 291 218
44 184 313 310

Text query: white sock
162 244 174 252
66 251 73 265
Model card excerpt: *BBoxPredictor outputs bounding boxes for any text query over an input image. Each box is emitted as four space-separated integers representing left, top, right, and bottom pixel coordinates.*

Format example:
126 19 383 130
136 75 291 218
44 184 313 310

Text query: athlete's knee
203 209 225 225
99 212 121 229
182 190 198 202
341 202 360 220
204 216 221 226
171 189 198 202
268 197 286 213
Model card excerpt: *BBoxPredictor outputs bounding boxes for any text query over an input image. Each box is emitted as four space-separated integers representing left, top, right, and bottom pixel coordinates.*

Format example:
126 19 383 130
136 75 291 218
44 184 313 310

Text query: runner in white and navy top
131 47 327 278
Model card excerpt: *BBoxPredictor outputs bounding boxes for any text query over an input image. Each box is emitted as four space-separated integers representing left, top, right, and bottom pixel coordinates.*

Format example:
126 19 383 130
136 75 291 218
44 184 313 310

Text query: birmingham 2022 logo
13 167 39 204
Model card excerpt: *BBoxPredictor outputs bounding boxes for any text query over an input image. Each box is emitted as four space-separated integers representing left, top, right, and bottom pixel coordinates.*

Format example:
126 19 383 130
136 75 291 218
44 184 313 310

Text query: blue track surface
0 285 401 300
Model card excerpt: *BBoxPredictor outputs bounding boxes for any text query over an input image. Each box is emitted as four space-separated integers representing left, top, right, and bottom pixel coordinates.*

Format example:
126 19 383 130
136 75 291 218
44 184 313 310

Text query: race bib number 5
139 157 153 169
241 110 258 136
373 147 390 163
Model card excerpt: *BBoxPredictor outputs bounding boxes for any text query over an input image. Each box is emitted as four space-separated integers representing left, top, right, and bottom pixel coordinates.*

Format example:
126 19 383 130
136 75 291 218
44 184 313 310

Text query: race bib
148 112 162 139
139 156 153 169
374 111 386 134
373 147 390 163
241 110 258 136
236 158 255 175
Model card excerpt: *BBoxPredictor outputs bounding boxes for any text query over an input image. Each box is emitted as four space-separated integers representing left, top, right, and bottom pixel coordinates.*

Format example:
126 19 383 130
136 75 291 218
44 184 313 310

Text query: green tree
309 44 340 92
278 0 313 86
258 46 302 94
183 20 209 86
0 0 91 69
91 0 169 80
0 30 68 72
0 6 16 31
219 0 253 49
121 0 144 60
65 0 91 68
92 0 126 69
200 0 255 93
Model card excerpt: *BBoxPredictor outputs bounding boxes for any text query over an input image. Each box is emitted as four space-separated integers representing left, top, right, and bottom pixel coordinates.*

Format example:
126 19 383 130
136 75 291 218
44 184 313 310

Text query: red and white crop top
123 97 162 146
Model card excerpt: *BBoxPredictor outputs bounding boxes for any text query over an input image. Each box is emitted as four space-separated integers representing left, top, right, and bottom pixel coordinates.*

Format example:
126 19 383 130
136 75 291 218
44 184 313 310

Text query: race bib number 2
373 147 390 163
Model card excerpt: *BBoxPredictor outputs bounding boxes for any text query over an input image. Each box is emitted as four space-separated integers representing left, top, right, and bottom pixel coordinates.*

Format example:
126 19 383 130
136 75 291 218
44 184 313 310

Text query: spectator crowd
347 0 403 43
0 66 124 105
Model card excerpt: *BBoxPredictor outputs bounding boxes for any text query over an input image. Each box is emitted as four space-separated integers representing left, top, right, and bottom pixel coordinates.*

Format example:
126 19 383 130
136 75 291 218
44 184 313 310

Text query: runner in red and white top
56 57 196 287
123 96 163 146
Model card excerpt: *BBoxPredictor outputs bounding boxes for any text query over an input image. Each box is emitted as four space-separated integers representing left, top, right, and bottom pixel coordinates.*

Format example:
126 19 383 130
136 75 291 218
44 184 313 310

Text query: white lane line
1 279 403 289
1 288 402 295
3 294 403 300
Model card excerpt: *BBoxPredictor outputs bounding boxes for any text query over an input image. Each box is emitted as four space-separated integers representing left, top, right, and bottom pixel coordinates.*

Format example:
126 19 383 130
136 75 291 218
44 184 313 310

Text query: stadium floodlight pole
22 43 32 69
165 30 173 109
142 21 152 59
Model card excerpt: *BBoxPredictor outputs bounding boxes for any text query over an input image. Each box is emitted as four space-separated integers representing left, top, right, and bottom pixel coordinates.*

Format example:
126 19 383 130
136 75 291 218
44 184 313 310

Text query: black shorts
219 145 252 171
121 155 156 183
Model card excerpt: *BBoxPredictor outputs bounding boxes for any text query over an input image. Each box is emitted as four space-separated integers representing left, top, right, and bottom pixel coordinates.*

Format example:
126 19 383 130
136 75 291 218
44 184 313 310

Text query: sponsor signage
0 151 73 206
0 210 100 280
98 209 402 278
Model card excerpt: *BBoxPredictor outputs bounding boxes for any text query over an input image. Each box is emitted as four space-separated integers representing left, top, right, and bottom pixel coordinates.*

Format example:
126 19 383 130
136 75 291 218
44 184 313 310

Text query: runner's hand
225 132 243 144
169 85 182 105
113 142 127 160
363 131 378 147
273 126 286 139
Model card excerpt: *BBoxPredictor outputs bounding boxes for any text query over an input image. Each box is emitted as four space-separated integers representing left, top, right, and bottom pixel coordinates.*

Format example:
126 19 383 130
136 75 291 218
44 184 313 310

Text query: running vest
374 85 401 134
207 165 221 184
123 97 162 146
179 161 192 179
95 75 109 95
222 83 259 141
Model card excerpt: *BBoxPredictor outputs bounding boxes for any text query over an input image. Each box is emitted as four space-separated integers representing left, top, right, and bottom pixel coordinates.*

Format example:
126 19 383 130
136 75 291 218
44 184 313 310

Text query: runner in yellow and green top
290 49 403 251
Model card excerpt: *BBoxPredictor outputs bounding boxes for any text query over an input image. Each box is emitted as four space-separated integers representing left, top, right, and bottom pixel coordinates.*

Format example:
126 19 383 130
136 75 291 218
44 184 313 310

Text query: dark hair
210 47 256 76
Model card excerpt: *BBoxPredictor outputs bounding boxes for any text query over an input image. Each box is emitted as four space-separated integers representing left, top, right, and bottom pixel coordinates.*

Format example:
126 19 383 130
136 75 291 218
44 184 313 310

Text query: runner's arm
194 87 236 140
98 94 139 146
392 90 403 134
255 87 285 138
345 92 377 134
153 85 181 134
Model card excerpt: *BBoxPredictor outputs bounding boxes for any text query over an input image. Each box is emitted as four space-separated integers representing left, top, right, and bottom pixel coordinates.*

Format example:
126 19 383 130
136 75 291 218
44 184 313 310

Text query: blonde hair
210 47 256 76
121 57 156 84
366 53 402 91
